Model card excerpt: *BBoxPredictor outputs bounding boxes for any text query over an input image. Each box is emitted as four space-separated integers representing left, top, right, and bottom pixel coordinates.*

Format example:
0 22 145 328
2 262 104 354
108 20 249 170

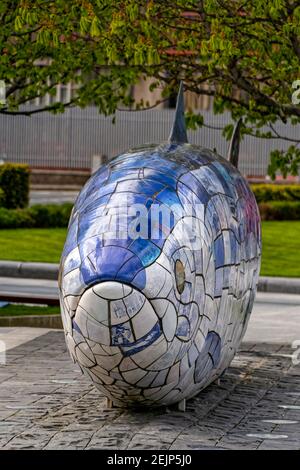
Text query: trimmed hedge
0 187 300 228
251 184 300 203
28 204 73 227
0 203 73 229
258 201 300 221
0 188 5 207
0 163 30 209
252 184 300 219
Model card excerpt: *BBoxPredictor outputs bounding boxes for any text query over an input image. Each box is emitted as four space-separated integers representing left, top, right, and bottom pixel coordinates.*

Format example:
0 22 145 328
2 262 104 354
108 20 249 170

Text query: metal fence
0 106 298 176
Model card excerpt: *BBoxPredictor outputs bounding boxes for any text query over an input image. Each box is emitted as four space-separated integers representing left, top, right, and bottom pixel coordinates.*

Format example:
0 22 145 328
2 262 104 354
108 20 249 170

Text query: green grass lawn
0 222 299 277
0 304 60 316
0 228 66 263
260 221 300 277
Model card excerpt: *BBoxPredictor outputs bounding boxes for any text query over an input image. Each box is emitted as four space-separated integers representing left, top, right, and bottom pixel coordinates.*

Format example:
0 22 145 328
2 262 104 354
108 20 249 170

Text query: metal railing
0 107 298 176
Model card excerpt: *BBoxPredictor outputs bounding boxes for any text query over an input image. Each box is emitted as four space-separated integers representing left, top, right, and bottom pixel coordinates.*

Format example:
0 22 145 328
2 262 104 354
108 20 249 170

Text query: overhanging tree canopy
100 0 300 177
0 1 137 116
1 1 300 176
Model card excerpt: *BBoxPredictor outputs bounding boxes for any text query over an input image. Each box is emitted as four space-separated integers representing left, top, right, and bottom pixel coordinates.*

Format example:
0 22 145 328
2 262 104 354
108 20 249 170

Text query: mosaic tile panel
59 139 261 408
60 81 260 409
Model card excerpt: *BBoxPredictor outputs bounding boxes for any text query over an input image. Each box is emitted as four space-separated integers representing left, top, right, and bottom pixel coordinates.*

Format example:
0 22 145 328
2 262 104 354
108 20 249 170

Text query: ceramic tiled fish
59 83 261 409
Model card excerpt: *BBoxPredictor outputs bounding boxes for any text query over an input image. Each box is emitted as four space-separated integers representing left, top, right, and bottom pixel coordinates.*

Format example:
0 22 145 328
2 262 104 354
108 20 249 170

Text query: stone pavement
0 293 299 450
244 292 300 344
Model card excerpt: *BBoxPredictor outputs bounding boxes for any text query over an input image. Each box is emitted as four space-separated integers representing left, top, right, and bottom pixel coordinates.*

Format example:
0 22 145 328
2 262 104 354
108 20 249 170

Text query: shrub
0 163 30 209
29 204 72 228
0 207 34 228
252 184 300 203
0 198 299 227
0 203 73 229
259 201 300 221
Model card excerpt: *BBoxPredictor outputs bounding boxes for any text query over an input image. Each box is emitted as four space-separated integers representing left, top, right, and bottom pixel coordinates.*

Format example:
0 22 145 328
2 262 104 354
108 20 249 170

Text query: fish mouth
71 282 164 389
64 280 210 406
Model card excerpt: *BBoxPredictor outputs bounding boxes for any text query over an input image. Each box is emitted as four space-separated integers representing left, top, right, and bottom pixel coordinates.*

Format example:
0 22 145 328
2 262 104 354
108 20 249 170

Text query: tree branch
0 101 75 116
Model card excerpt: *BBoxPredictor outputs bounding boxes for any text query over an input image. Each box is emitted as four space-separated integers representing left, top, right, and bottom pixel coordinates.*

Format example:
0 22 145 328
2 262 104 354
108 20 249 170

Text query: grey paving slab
0 327 53 351
0 330 299 450
244 292 300 344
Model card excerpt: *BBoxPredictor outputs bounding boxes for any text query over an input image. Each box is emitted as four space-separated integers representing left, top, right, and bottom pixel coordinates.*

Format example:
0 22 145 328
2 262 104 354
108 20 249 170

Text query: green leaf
14 15 23 31
80 16 90 34
90 17 100 37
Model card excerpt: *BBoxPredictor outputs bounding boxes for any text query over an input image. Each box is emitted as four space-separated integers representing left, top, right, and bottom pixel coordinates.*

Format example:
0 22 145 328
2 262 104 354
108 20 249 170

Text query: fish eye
175 259 185 294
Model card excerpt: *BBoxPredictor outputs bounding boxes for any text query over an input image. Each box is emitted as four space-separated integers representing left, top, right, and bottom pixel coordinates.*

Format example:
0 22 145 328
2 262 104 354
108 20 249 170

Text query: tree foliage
99 0 300 177
0 1 137 116
1 1 300 176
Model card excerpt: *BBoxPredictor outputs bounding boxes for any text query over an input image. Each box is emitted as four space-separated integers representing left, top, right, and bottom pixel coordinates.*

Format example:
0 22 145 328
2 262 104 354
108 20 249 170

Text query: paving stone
127 433 175 450
3 429 55 449
0 331 299 450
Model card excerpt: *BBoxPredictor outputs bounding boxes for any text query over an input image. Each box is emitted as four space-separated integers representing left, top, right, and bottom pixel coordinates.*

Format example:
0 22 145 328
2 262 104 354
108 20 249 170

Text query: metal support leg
177 399 186 412
106 398 114 408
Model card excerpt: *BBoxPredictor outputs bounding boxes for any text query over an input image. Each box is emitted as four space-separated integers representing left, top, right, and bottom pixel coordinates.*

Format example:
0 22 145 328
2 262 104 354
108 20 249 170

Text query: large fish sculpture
59 83 261 410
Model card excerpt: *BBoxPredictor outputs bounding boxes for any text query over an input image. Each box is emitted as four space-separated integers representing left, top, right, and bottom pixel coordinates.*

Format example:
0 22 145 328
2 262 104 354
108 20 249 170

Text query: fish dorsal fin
168 81 188 144
227 118 242 168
